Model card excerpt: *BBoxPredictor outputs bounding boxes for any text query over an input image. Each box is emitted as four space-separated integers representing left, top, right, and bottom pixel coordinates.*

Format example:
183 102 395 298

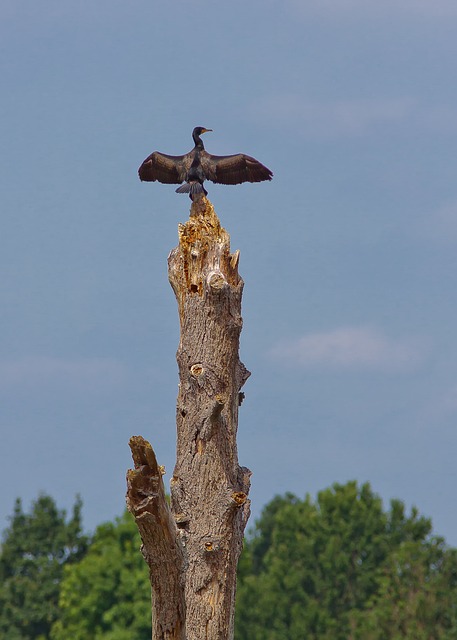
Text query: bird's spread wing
138 151 186 184
200 152 273 185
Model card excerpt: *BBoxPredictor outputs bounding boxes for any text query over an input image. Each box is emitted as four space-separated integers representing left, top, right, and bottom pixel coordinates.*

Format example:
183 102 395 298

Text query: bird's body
138 127 273 198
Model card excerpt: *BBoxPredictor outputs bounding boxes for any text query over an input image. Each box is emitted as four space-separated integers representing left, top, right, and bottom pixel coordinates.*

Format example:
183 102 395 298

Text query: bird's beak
202 128 212 134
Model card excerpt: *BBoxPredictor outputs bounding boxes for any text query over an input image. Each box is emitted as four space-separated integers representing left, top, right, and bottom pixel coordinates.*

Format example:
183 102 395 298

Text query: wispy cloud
287 0 457 18
0 356 127 389
419 199 457 243
440 384 457 414
254 96 414 138
253 96 457 138
270 326 426 372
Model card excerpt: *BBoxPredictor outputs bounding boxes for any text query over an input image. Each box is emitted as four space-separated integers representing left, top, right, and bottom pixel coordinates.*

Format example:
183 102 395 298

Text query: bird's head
192 127 212 144
194 126 212 136
192 126 212 148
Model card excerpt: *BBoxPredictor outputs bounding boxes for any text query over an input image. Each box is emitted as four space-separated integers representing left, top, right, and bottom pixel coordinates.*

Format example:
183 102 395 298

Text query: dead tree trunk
126 196 251 640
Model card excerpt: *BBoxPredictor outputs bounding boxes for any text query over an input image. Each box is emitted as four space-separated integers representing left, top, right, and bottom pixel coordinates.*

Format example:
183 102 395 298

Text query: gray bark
126 196 251 640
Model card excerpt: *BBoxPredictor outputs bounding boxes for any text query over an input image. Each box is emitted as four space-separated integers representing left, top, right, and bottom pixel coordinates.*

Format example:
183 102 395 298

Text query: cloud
443 389 457 417
253 97 457 139
270 326 426 372
254 96 415 138
286 0 457 18
0 356 127 390
420 199 457 243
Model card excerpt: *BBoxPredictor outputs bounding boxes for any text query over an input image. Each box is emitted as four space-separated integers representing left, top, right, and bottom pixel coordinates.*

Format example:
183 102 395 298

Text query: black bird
138 127 273 198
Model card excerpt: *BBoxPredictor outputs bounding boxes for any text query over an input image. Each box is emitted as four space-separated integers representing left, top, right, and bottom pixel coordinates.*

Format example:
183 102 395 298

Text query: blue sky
1 0 457 544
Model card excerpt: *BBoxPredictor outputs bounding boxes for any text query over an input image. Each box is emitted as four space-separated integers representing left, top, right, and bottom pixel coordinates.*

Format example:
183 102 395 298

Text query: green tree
51 511 150 640
352 538 457 639
0 494 88 640
235 481 457 640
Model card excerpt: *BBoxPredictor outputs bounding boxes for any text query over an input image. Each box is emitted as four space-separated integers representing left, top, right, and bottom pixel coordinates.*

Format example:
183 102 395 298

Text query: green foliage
352 540 457 639
0 494 88 640
50 511 150 640
235 481 457 640
3 482 456 640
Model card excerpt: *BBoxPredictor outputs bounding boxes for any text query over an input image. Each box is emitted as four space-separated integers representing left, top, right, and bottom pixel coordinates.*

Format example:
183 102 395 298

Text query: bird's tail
176 181 207 196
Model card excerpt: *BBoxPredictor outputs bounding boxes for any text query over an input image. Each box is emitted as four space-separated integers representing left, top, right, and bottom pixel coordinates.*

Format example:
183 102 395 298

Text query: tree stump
126 196 251 640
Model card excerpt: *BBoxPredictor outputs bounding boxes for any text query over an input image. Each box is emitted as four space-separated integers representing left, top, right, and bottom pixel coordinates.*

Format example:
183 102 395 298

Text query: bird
138 127 273 198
